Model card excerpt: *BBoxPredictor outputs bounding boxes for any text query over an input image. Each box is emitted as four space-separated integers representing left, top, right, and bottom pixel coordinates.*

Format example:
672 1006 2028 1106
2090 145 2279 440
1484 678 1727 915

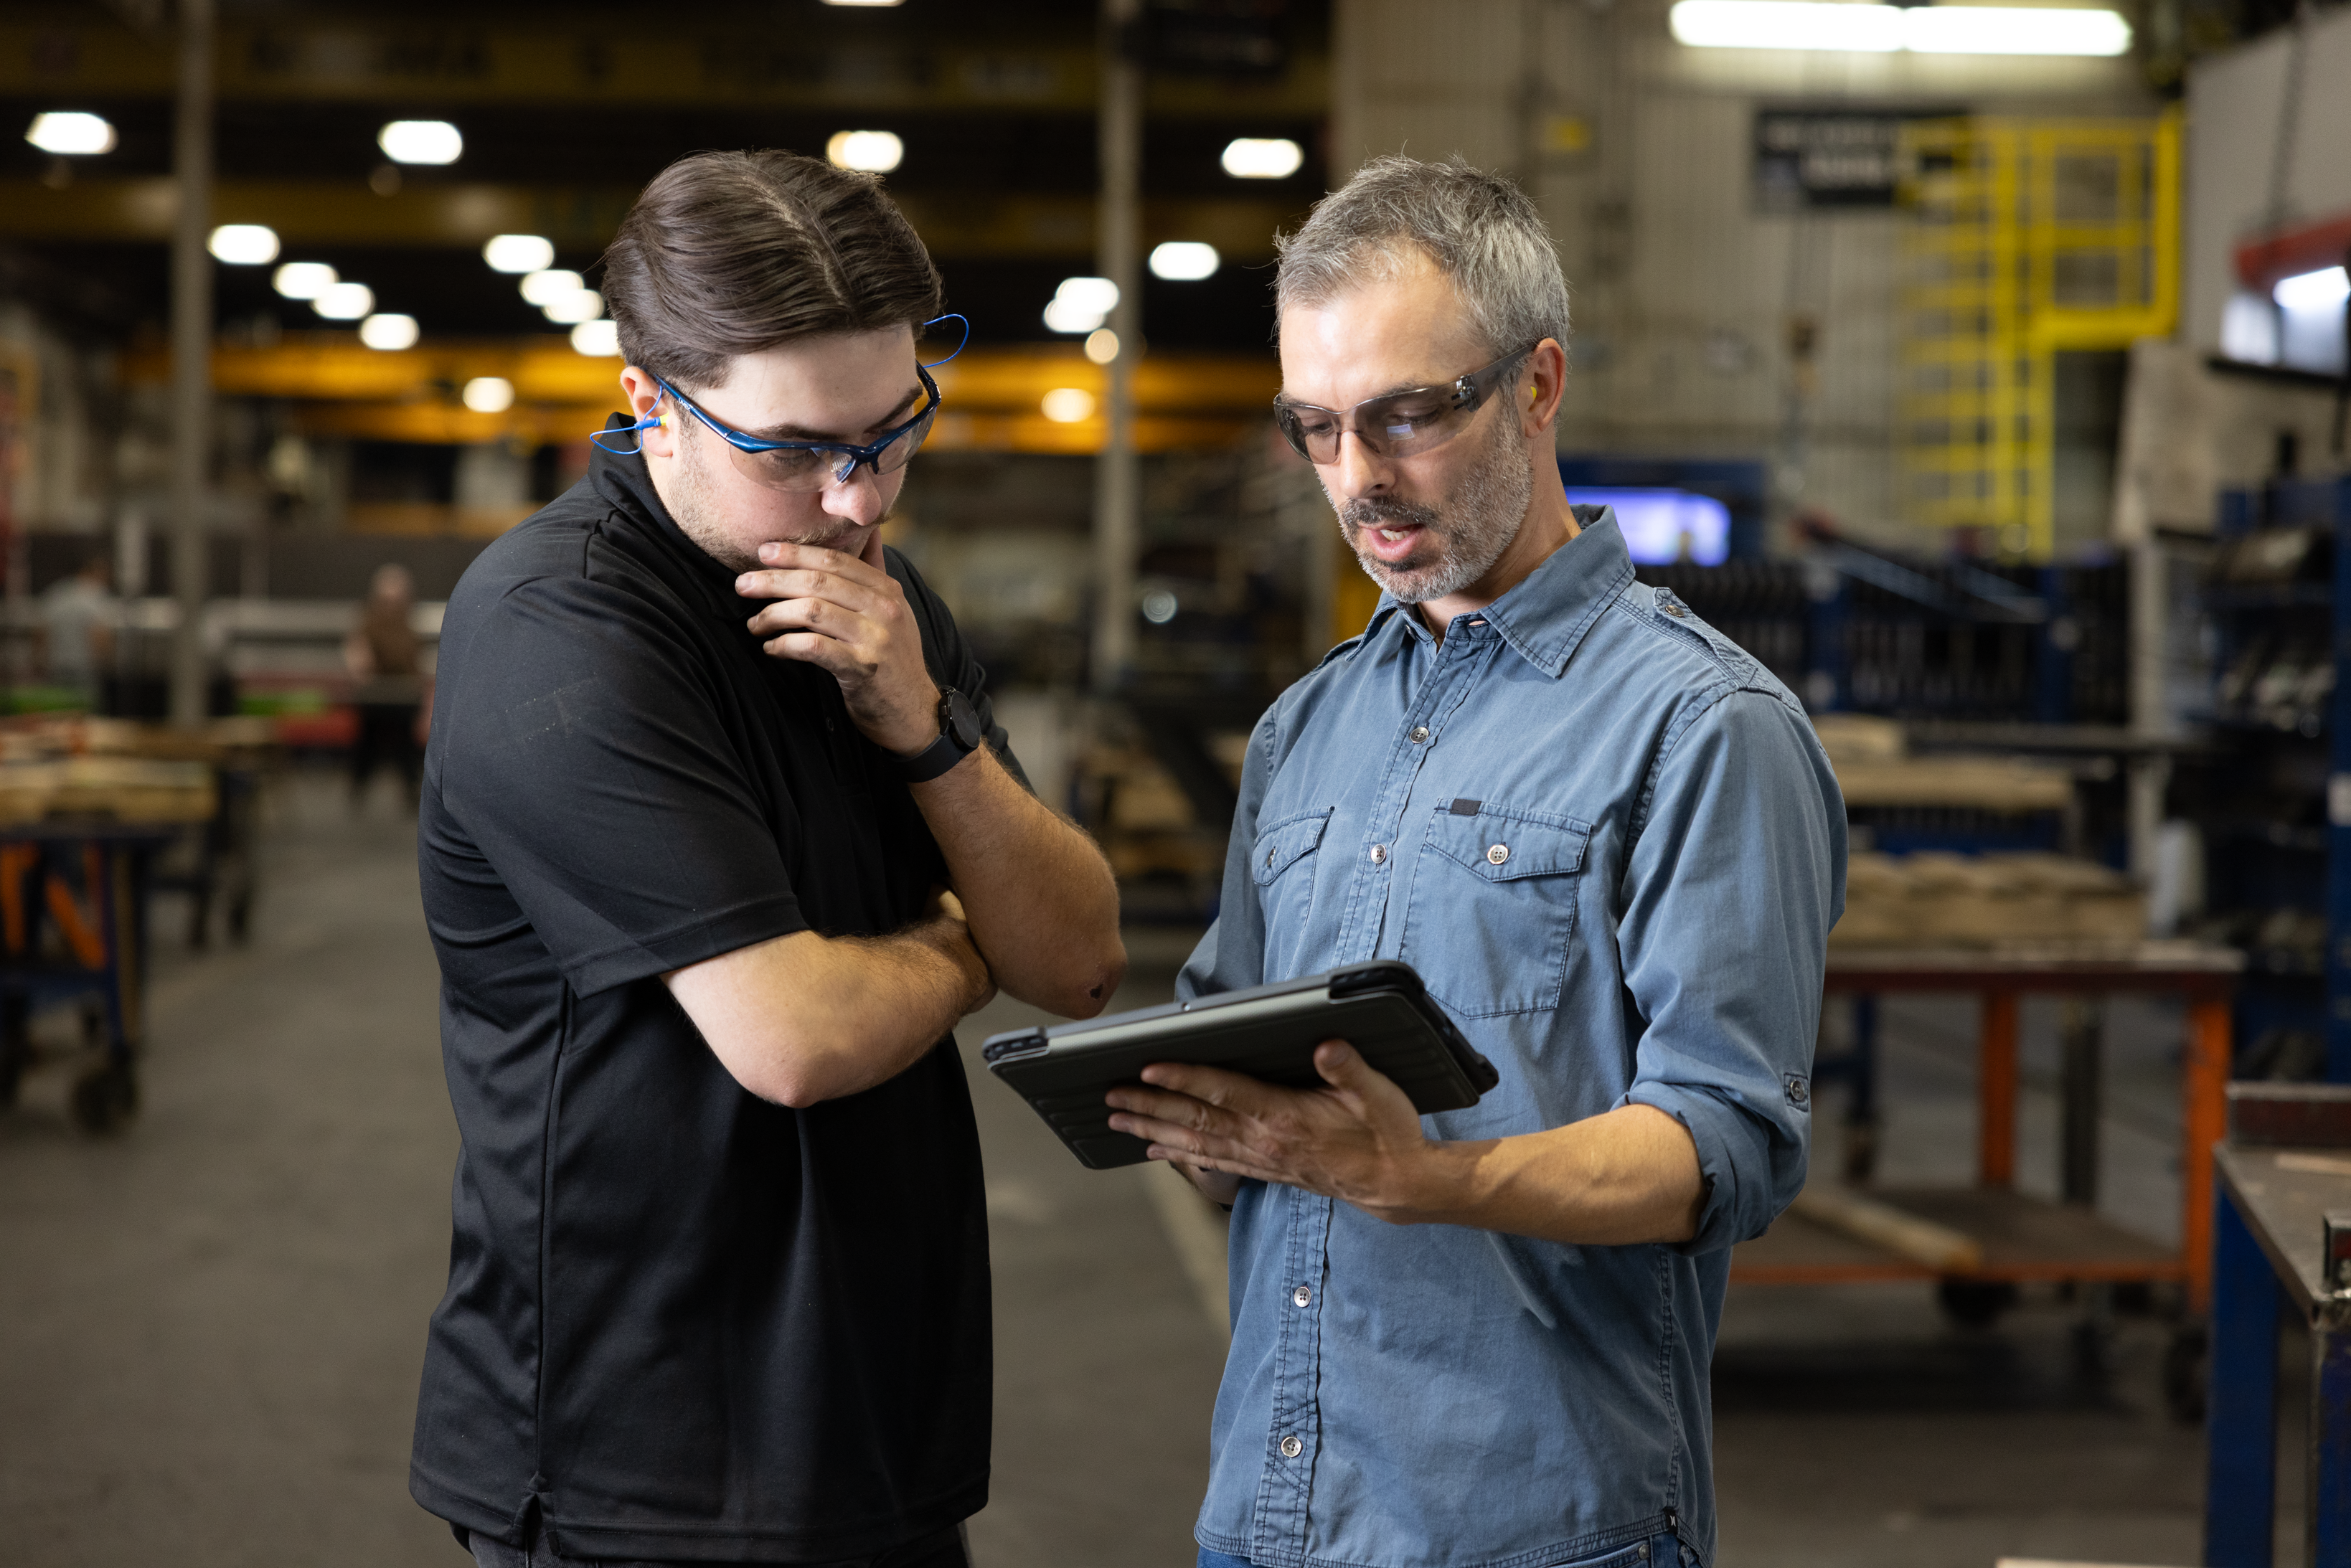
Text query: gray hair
1273 154 1569 358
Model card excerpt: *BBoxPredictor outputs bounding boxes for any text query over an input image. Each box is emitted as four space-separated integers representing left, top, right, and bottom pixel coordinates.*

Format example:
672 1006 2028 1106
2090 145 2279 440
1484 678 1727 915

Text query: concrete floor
0 772 2238 1567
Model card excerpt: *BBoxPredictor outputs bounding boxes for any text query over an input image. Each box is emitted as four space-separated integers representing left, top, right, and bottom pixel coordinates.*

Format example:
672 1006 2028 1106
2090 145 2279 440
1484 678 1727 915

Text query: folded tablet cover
981 961 1499 1170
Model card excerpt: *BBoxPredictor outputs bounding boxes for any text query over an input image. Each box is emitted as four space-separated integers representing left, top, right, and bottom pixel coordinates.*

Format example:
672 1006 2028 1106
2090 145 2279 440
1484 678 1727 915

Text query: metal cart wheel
2162 1320 2208 1423
1936 1279 2019 1328
70 1061 138 1135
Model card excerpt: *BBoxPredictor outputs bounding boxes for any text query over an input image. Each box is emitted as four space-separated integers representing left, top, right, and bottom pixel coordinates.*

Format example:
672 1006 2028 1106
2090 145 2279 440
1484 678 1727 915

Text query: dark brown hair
600 150 944 389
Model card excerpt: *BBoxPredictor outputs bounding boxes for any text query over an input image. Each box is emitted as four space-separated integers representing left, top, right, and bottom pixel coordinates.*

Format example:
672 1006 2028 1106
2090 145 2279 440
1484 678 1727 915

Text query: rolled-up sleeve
1616 686 1847 1253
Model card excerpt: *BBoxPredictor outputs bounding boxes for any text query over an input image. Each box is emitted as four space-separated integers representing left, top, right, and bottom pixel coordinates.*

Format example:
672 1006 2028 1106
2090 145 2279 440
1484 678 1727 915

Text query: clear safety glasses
590 314 966 494
1273 345 1535 467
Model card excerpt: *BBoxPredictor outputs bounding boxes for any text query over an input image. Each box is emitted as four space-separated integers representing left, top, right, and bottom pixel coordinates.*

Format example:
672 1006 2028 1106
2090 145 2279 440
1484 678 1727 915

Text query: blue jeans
1200 1533 1695 1568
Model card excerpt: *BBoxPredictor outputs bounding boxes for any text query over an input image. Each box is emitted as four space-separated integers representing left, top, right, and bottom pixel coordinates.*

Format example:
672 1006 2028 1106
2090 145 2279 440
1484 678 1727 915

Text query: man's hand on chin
734 533 938 755
1103 1039 1454 1224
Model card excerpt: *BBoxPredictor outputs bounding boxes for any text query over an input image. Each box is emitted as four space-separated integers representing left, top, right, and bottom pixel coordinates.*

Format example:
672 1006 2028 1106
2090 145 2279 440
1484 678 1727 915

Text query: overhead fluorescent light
1084 329 1120 364
359 313 420 351
1149 242 1220 281
271 261 337 300
1043 276 1118 334
207 225 280 265
483 234 555 274
1040 387 1096 423
826 131 904 173
2275 265 2351 311
378 119 463 165
25 112 116 156
462 377 516 414
1669 1 2129 55
542 288 605 326
519 268 583 306
314 281 374 321
570 321 621 357
1220 137 1304 180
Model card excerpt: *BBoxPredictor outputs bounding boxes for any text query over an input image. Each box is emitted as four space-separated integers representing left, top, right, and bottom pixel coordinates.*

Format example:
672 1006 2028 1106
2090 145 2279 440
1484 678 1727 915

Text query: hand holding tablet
981 961 1498 1169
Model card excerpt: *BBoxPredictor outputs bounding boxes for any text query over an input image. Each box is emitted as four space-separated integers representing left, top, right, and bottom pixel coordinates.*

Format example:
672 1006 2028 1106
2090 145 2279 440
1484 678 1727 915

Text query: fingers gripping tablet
981 961 1499 1169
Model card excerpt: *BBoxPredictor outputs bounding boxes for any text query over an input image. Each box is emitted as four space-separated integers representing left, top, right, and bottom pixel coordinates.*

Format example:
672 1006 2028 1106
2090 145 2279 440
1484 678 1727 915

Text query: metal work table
1737 941 2241 1314
2207 1085 2351 1566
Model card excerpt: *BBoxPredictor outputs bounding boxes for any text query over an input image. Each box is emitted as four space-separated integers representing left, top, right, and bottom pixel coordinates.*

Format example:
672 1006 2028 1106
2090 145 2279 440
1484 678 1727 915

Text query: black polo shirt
410 438 1014 1562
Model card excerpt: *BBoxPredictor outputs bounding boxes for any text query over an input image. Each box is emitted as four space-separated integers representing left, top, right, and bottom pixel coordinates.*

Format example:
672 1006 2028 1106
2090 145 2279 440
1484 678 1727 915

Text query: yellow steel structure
1896 111 2179 559
118 336 1281 457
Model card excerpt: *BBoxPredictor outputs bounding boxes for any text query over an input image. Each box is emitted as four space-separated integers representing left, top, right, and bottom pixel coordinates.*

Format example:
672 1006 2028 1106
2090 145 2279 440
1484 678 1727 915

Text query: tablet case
981 960 1499 1170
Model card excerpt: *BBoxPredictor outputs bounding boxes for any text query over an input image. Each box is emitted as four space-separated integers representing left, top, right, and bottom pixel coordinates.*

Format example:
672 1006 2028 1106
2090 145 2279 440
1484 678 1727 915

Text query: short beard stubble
1333 402 1534 604
660 415 859 574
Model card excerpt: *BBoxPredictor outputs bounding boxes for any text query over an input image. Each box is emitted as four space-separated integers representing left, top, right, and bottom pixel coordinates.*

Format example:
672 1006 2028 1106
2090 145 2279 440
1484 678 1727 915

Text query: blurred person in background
344 563 425 808
410 150 1124 1568
1107 156 1847 1568
39 550 116 711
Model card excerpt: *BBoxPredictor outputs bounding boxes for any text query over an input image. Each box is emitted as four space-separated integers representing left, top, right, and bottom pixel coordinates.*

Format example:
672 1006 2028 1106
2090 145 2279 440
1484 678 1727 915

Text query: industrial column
1090 0 1142 695
169 0 215 725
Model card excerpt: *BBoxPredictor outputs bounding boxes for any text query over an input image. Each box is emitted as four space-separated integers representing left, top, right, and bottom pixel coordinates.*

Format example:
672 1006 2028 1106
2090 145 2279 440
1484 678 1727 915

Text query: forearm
1404 1103 1705 1245
665 918 984 1108
913 747 1126 1016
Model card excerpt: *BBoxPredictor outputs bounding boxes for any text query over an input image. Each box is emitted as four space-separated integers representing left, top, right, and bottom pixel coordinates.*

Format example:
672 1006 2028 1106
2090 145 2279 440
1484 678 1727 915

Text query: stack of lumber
1813 714 2073 812
0 756 216 826
1834 850 2144 948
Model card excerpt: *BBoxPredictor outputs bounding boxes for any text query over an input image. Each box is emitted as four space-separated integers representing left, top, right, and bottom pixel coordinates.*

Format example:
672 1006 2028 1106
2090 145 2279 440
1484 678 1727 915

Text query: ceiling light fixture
25 112 116 156
1040 387 1096 423
1149 242 1220 281
1083 329 1120 364
314 281 375 321
271 261 338 301
359 313 420 351
2275 265 2351 311
462 377 516 414
519 268 583 306
207 225 281 265
483 234 556 274
1043 276 1118 334
378 119 463 165
1668 1 2130 54
826 131 905 173
570 321 621 357
542 288 605 326
1220 137 1303 180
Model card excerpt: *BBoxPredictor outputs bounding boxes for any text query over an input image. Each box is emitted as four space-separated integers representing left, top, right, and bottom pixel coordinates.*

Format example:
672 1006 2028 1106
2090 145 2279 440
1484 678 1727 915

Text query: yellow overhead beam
0 179 1296 260
0 22 1326 117
117 336 1280 452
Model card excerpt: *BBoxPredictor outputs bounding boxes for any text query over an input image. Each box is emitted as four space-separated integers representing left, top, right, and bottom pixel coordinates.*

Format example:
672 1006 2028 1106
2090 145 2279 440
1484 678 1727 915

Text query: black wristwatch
898 686 985 783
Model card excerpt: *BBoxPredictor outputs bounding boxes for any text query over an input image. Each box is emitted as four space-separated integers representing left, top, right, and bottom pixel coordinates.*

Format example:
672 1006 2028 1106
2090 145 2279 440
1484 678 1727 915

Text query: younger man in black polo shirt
410 150 1126 1567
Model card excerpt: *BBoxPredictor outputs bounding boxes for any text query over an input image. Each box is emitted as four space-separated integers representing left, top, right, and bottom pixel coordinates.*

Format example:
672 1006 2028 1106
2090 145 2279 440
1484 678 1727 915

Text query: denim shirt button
1293 1285 1311 1307
1280 1435 1304 1458
1368 843 1387 864
1486 842 1509 865
1408 724 1429 743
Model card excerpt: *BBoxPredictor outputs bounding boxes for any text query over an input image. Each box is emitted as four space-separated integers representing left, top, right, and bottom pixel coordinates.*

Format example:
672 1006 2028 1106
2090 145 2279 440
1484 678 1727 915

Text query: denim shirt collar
1362 505 1634 679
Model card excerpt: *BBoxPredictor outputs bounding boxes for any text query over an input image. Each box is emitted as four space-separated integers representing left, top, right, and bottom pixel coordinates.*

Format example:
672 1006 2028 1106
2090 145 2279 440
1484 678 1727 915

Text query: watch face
944 689 985 750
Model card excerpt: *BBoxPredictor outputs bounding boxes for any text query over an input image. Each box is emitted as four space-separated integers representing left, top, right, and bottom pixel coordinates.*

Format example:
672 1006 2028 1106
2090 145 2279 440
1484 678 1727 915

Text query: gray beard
1332 412 1533 603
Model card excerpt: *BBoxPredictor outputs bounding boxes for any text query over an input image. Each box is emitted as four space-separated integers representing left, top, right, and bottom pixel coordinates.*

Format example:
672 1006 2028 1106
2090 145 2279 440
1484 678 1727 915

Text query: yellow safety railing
1897 110 2180 559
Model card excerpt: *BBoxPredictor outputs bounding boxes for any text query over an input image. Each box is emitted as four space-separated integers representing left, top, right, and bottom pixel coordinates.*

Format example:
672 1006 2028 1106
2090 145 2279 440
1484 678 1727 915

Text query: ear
616 365 680 460
1520 339 1568 440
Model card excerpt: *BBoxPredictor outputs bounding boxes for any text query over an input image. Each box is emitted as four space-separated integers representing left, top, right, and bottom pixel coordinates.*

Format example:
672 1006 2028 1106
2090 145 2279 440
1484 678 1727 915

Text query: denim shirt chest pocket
1251 808 1333 977
1400 801 1591 1017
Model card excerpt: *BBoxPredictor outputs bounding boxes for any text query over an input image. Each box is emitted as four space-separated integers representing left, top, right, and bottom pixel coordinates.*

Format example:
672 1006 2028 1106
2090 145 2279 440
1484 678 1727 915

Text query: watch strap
898 727 970 783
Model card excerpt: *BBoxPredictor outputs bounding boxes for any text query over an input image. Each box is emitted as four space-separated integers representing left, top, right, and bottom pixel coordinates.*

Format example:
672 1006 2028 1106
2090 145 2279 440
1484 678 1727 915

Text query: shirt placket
1253 620 1497 1568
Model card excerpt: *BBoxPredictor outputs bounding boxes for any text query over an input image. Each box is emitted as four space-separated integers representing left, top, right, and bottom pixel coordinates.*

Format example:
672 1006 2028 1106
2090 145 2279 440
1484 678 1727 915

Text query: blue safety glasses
590 314 967 495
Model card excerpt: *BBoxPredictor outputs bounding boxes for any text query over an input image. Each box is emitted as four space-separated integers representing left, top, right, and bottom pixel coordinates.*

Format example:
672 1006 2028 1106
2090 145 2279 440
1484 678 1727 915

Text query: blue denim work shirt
1176 511 1847 1568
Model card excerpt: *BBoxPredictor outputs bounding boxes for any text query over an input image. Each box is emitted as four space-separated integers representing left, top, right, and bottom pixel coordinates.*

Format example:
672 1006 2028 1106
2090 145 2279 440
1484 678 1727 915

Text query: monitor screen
1565 487 1731 567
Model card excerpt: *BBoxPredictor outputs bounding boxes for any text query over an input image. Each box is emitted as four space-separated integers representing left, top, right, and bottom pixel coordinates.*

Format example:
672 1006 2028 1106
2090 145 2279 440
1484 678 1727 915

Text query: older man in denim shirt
1106 157 1846 1568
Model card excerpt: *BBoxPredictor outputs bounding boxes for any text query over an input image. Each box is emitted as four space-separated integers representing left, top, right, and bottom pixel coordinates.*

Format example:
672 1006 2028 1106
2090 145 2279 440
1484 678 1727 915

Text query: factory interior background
3 0 2350 1563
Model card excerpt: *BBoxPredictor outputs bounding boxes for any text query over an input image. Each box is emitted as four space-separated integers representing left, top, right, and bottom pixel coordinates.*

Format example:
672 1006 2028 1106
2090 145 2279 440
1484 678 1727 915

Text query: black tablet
981 960 1499 1170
